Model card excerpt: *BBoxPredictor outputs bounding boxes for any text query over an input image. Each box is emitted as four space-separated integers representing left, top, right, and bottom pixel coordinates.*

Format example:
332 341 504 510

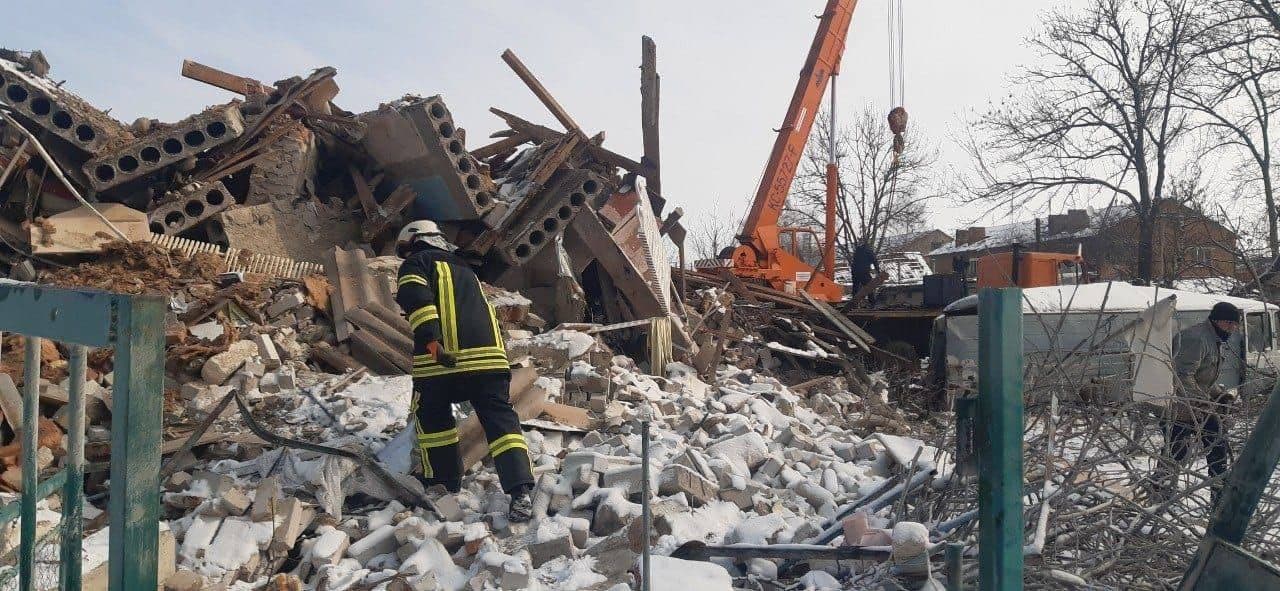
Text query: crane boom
727 0 857 301
741 0 856 235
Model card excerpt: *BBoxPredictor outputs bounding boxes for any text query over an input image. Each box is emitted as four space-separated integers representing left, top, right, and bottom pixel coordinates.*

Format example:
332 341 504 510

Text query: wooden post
977 288 1023 591
500 50 583 135
640 36 661 199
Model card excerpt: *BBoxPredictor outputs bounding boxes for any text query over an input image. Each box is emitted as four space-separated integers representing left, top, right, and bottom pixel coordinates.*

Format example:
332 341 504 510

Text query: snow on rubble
149 305 944 589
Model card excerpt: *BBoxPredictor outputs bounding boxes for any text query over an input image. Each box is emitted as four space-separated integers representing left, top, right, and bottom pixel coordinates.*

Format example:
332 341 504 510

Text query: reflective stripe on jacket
396 246 509 379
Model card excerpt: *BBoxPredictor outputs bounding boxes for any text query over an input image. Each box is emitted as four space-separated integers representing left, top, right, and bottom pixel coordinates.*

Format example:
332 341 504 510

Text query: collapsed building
0 46 955 591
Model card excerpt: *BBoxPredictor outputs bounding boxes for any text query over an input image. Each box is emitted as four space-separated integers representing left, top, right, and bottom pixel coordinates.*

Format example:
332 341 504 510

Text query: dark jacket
1170 319 1225 422
396 245 509 379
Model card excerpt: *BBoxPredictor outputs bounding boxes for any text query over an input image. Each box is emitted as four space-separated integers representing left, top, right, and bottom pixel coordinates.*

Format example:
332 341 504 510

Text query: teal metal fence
0 283 163 590
976 288 1024 591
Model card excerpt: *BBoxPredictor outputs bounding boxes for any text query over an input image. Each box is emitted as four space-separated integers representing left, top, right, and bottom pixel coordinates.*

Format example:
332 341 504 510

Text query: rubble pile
150 322 951 590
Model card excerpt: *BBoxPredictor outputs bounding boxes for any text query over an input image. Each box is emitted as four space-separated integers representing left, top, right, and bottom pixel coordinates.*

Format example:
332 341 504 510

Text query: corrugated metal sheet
324 246 398 342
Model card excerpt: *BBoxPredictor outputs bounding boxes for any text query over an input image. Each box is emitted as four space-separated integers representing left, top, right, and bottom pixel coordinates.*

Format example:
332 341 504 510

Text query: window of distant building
1189 246 1211 264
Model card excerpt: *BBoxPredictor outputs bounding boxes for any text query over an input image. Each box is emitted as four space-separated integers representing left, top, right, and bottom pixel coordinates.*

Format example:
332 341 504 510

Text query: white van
932 282 1278 403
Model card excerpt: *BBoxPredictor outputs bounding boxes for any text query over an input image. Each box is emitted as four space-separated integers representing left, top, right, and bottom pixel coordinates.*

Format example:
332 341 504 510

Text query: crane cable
885 0 908 249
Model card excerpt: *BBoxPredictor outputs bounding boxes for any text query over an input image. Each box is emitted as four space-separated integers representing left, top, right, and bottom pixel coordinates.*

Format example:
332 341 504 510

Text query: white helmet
396 220 455 256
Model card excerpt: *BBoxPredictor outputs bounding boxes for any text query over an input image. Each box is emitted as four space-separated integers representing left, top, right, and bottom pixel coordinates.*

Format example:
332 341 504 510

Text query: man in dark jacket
850 242 880 295
395 220 535 521
1154 301 1241 505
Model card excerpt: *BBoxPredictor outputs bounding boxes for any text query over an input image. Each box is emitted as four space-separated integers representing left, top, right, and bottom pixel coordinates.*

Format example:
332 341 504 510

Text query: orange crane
726 0 857 302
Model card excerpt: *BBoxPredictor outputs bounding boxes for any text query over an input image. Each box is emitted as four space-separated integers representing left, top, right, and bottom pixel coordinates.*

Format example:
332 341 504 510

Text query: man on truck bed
394 220 535 522
1153 301 1240 505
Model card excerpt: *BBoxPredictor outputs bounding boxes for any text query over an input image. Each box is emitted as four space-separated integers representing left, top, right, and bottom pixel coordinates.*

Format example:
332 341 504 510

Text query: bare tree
688 206 742 267
961 0 1207 284
1182 10 1280 258
1227 0 1280 41
785 105 938 268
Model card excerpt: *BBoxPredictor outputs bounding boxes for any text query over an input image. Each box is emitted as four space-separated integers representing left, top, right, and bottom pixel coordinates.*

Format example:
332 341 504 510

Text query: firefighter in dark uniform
394 220 535 521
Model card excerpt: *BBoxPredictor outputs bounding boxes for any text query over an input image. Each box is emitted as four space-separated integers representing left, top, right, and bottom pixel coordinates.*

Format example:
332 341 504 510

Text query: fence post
61 345 88 589
19 337 40 590
977 288 1024 591
107 294 165 590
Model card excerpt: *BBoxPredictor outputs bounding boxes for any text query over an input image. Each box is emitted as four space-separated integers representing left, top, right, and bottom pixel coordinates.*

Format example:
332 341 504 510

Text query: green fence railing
0 283 163 590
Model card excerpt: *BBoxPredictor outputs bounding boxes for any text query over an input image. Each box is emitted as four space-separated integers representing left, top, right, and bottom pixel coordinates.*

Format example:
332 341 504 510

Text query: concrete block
527 521 574 567
163 570 204 591
592 498 639 537
245 118 316 206
206 201 359 265
347 523 398 564
434 494 465 522
201 340 259 385
359 95 495 222
0 60 128 154
719 480 765 510
218 487 252 516
599 465 645 495
259 372 280 394
756 456 785 480
267 291 307 318
147 181 234 235
435 521 466 552
251 476 282 521
583 525 639 577
269 497 314 554
658 464 718 507
254 334 282 369
84 104 243 190
311 526 351 567
275 369 296 391
242 360 267 378
498 169 606 265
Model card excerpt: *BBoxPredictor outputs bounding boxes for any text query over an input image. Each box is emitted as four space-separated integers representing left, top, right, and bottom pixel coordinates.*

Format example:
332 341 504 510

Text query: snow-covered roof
943 281 1273 315
928 206 1128 257
881 252 932 286
1169 276 1242 296
881 229 948 251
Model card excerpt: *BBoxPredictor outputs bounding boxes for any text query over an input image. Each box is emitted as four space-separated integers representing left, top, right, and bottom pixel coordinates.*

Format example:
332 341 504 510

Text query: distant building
880 229 952 256
925 203 1238 285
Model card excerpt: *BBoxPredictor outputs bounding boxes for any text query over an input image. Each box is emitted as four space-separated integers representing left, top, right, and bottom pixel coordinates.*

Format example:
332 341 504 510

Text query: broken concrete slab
244 119 316 206
0 58 130 154
147 181 234 236
359 95 495 222
206 201 359 265
30 203 150 255
83 104 244 191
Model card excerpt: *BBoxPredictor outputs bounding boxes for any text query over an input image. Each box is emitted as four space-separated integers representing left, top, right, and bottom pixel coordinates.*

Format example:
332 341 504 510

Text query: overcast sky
4 0 1067 236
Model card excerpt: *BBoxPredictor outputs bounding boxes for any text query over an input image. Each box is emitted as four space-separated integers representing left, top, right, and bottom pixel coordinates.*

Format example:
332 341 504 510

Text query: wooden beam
500 49 583 134
471 133 531 161
640 36 661 198
180 59 268 95
361 184 418 241
528 134 580 187
349 166 379 219
490 108 645 173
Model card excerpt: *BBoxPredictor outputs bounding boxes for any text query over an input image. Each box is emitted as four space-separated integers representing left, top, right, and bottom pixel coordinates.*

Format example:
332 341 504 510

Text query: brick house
879 229 953 256
926 202 1238 284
